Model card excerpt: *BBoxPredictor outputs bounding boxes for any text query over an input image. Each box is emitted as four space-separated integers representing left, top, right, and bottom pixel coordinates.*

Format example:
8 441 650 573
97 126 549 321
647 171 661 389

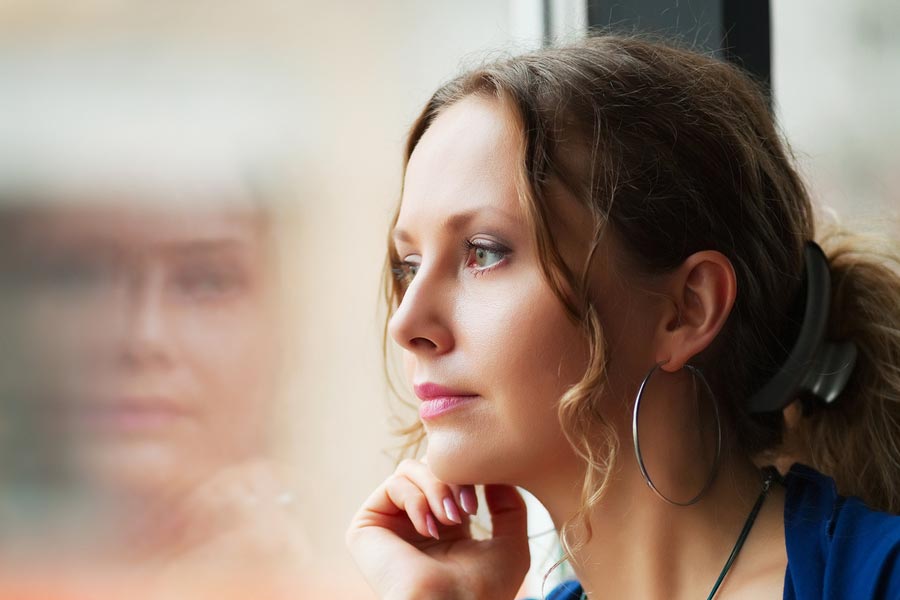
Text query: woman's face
12 202 280 499
388 96 596 487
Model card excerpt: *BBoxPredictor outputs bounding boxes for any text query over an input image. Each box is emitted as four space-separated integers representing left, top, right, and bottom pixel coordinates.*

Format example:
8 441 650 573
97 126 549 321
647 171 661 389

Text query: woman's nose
117 268 173 368
387 268 454 356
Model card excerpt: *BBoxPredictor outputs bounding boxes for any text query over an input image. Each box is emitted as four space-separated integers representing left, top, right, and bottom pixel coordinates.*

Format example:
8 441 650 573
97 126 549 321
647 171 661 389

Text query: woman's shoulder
783 463 900 599
533 466 900 600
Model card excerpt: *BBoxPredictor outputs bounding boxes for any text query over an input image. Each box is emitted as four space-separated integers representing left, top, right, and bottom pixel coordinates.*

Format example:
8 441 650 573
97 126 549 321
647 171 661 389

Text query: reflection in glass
0 33 314 598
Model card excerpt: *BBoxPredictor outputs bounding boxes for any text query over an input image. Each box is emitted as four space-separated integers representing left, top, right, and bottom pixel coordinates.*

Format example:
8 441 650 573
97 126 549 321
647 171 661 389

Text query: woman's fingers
355 460 473 542
457 484 479 516
383 474 439 539
443 483 478 518
395 459 465 527
484 484 527 539
349 464 528 600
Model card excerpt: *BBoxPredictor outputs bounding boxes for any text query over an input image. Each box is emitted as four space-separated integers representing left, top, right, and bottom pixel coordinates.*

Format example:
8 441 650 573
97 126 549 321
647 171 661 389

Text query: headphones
747 241 858 414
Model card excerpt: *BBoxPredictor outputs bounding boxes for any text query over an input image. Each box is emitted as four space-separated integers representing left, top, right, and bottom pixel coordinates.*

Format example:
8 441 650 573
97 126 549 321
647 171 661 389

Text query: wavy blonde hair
383 35 900 558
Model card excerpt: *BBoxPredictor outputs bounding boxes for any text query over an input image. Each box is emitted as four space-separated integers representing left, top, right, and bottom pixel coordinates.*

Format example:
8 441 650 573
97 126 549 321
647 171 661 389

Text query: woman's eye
30 254 114 294
173 263 245 300
465 241 508 271
391 255 421 286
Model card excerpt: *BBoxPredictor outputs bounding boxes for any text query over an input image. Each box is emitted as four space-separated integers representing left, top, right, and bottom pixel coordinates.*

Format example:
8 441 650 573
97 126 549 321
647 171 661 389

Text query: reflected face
13 203 279 497
388 96 589 486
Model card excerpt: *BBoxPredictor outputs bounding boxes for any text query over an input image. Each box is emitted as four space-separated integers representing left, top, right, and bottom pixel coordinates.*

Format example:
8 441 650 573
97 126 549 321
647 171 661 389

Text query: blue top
541 464 900 600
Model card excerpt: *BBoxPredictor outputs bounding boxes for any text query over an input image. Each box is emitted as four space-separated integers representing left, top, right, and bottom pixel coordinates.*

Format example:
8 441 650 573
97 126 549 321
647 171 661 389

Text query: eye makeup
391 257 420 287
463 238 510 274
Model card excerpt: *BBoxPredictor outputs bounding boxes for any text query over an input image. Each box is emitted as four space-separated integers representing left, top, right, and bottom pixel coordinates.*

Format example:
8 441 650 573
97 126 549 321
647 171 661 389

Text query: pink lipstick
414 383 478 420
76 398 188 434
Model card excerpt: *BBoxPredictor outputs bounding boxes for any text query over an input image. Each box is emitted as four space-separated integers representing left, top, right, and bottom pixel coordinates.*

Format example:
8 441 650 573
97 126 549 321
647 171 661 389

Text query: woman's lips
75 399 189 433
414 383 478 420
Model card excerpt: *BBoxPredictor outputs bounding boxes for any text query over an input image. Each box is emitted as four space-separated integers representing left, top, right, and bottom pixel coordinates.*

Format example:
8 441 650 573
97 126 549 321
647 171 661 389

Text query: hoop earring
632 362 722 506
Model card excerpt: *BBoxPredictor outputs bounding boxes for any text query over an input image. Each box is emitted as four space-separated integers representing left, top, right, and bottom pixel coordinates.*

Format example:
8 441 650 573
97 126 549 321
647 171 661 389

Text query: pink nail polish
443 497 462 524
425 513 440 539
460 488 478 515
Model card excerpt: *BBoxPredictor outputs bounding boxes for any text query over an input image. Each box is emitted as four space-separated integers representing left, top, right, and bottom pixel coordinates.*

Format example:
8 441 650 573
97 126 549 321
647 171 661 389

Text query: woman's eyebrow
391 206 518 245
160 238 252 259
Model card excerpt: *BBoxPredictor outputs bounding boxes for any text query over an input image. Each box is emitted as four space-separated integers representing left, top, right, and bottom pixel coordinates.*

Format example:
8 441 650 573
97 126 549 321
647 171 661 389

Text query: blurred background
0 1 896 598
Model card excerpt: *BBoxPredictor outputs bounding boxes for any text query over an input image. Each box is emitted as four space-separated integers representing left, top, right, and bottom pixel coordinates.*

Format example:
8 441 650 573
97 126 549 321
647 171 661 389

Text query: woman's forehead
398 97 523 229
12 203 267 255
398 95 599 257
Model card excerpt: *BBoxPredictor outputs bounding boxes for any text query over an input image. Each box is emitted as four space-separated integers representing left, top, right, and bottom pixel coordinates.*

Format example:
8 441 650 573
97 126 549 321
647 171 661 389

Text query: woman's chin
72 440 199 500
424 432 508 486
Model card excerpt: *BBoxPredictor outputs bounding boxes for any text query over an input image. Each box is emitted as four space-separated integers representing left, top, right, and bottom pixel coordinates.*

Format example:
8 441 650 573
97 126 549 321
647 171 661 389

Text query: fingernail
425 513 440 539
460 488 478 515
443 497 462 524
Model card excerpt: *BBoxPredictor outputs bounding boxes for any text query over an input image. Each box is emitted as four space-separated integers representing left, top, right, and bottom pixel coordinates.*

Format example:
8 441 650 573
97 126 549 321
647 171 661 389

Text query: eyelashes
391 238 511 286
391 261 420 287
463 239 508 274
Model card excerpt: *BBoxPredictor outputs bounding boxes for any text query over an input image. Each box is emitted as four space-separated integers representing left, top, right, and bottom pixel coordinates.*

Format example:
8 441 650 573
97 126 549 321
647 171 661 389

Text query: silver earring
632 362 722 506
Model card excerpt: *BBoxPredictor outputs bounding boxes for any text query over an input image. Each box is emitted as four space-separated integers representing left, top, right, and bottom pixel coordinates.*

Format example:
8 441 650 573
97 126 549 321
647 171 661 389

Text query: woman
0 198 312 597
347 36 900 599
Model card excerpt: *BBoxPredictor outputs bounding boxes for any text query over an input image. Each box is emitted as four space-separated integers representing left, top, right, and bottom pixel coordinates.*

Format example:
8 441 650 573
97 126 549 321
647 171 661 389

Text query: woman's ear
655 251 737 373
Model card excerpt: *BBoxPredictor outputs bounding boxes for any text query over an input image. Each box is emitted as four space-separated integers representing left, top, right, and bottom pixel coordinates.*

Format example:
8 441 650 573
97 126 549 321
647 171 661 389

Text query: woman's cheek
403 351 416 383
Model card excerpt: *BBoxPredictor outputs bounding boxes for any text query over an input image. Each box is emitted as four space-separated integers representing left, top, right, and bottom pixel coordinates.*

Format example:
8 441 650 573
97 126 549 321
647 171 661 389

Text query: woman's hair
384 35 900 552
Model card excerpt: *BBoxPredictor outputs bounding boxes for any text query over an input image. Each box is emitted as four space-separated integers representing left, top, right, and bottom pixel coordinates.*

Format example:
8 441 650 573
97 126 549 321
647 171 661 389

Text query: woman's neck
530 452 787 599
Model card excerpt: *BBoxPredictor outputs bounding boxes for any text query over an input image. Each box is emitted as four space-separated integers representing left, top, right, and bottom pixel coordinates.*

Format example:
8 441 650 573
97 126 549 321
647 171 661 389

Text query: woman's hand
346 459 530 600
83 460 317 598
148 459 311 582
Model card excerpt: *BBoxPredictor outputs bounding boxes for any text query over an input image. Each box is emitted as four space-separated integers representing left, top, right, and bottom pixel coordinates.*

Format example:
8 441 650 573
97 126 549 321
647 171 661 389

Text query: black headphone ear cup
748 241 857 414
